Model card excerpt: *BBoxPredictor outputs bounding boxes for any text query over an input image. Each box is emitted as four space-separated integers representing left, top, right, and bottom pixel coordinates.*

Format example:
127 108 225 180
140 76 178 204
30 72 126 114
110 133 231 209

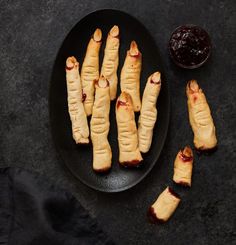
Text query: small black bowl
169 25 212 69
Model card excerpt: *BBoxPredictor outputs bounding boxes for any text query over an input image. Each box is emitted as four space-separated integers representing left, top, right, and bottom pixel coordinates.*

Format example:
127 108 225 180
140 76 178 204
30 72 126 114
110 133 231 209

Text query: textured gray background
0 0 235 244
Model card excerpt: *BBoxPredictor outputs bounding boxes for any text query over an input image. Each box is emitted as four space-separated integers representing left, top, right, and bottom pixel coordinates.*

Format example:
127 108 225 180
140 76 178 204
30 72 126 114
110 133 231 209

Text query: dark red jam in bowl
169 25 212 69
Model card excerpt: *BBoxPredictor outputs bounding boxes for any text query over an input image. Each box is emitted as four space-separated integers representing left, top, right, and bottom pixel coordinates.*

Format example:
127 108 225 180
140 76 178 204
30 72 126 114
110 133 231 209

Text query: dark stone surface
0 0 235 244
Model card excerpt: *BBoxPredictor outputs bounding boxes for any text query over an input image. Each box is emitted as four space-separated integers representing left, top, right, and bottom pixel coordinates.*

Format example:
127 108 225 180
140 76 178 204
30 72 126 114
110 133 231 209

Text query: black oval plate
50 9 170 192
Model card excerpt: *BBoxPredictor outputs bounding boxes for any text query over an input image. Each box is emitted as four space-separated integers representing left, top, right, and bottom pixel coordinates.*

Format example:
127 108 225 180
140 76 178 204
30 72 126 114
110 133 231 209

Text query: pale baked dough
150 187 180 222
81 28 102 116
116 92 143 166
65 56 89 144
138 72 161 153
90 76 112 172
120 41 142 112
101 25 120 100
186 80 217 150
173 146 193 187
